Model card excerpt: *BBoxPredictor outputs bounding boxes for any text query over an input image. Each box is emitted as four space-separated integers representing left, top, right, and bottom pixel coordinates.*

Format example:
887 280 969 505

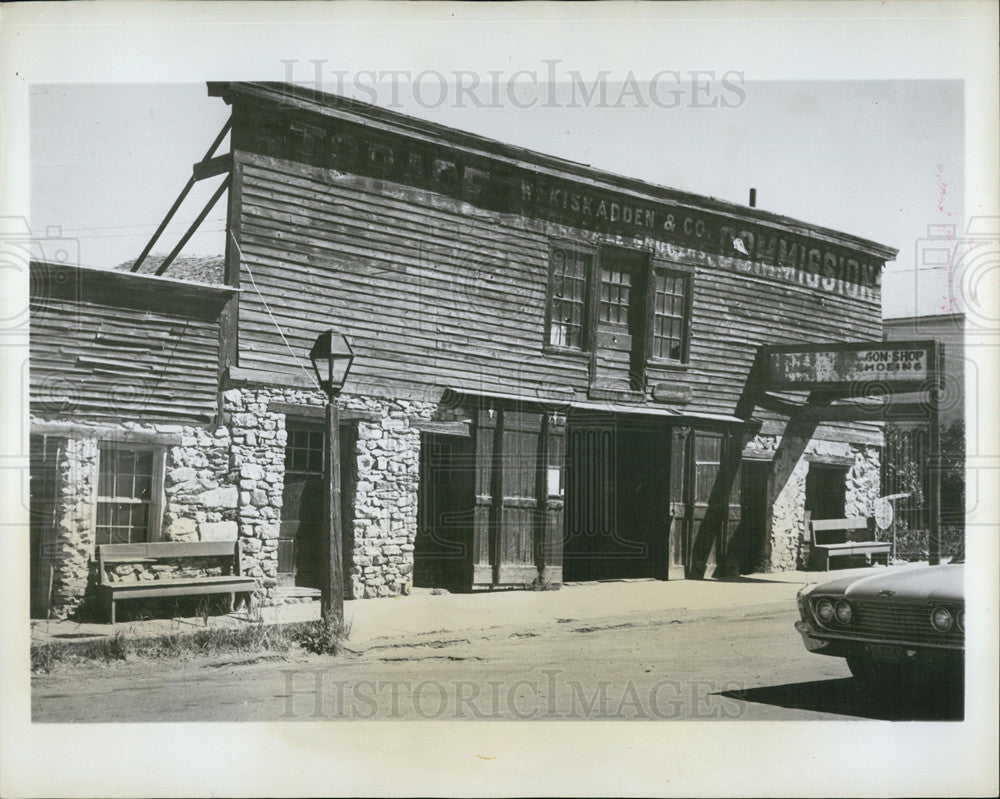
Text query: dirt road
32 598 961 722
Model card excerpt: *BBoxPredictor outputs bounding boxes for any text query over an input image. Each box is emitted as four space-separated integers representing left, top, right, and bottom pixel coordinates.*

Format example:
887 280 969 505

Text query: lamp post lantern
309 329 354 399
309 329 354 623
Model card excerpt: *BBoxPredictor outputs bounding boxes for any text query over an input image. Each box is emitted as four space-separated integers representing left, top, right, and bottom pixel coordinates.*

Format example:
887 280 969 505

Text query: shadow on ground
721 677 964 721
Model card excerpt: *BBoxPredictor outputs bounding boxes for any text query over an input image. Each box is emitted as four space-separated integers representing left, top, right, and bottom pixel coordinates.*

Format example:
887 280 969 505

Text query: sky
30 79 964 319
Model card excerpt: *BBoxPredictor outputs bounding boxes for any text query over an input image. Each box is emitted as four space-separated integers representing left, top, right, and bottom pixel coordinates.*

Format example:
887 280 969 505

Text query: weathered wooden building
30 81 897 619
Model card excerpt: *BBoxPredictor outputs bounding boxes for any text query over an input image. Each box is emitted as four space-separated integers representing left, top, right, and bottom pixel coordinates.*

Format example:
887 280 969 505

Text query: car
795 563 964 690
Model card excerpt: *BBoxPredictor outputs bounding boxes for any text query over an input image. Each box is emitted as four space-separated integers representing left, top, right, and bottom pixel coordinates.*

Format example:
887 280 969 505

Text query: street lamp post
309 330 355 623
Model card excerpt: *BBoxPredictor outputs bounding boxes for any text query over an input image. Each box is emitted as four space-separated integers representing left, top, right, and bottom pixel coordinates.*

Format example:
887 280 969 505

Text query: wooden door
691 431 723 572
564 420 616 581
668 428 689 579
495 410 543 585
280 422 325 588
471 407 563 589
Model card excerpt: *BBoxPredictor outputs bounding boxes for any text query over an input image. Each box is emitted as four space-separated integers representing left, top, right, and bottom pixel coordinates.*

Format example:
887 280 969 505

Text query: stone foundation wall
223 384 465 601
36 400 880 619
221 387 298 605
49 437 98 618
341 395 431 599
103 557 226 584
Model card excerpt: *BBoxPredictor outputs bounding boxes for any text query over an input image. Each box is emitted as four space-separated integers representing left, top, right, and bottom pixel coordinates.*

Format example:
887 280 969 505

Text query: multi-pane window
547 247 590 349
693 433 722 505
285 425 325 475
96 446 160 545
651 269 692 362
599 267 631 325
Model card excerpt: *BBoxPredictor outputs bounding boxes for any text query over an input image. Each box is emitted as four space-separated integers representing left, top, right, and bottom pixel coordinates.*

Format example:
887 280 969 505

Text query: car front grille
813 598 964 646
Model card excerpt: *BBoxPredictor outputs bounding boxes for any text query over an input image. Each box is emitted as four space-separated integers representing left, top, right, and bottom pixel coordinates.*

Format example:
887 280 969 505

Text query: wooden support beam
131 117 231 273
757 392 805 416
412 420 472 437
193 153 233 181
154 176 231 277
794 401 931 423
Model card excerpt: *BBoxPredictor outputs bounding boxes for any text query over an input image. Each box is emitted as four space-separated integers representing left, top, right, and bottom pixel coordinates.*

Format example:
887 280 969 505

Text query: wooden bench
97 541 257 624
806 514 891 571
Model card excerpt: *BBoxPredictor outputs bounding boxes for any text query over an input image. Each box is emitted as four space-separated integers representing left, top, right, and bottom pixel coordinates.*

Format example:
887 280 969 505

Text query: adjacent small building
30 81 898 620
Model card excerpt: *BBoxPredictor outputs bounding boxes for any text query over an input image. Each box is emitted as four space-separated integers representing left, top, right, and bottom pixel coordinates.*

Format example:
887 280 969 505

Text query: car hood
810 564 964 603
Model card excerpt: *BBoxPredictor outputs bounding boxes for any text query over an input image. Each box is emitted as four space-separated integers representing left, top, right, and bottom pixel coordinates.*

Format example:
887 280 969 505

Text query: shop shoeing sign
765 341 939 391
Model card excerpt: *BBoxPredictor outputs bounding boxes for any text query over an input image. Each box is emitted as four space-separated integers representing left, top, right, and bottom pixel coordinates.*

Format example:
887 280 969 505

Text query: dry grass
31 618 351 673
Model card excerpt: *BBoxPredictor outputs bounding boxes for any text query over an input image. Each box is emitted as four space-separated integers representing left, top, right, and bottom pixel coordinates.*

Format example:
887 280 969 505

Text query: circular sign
873 498 894 530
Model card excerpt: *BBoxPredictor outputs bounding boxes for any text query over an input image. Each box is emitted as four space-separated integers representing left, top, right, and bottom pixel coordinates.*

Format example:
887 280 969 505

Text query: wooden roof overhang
30 261 238 319
207 81 898 267
440 387 758 432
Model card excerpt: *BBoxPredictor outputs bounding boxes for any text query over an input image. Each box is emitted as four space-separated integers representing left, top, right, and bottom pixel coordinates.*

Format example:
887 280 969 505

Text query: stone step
274 586 322 603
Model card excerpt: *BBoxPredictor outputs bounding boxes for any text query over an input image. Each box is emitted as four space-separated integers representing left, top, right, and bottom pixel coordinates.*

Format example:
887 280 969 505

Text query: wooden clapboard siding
235 147 881 416
236 154 593 398
29 263 231 423
227 93 886 417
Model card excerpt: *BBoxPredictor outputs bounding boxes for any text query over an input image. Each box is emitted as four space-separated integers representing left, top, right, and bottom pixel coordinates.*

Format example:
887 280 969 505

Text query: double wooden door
669 429 742 578
470 408 564 589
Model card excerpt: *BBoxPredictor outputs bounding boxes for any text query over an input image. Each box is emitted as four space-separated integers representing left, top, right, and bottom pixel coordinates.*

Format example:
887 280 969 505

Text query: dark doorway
739 460 771 574
414 433 475 591
279 421 325 588
279 419 355 590
805 463 848 521
563 418 669 581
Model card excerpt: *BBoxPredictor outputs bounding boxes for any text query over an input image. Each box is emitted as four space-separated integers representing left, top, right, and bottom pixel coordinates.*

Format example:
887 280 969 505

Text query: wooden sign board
764 340 940 391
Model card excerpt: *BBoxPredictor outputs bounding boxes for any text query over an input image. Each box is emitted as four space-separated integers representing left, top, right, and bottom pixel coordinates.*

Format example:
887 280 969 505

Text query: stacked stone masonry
42 421 235 619
35 404 881 619
744 432 881 571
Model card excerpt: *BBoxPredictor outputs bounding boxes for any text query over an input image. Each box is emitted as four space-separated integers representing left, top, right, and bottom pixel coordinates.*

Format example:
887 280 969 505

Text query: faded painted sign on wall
767 343 935 390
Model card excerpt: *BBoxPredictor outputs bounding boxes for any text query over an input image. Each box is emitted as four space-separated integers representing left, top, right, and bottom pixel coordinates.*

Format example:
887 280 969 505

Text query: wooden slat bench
97 541 257 624
806 514 891 571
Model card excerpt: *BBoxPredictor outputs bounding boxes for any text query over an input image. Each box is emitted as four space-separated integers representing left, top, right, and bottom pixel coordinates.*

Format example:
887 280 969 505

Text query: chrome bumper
795 620 836 653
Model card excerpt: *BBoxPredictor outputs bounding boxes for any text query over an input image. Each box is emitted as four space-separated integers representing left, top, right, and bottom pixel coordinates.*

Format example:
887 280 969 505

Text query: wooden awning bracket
130 116 232 274
153 175 231 277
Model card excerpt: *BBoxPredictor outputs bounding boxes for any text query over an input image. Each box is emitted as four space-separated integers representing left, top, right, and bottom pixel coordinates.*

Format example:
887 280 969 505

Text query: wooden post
322 400 345 623
928 342 943 566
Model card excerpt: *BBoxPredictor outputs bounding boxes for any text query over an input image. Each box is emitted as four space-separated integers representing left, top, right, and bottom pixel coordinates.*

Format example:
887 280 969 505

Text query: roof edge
209 81 899 262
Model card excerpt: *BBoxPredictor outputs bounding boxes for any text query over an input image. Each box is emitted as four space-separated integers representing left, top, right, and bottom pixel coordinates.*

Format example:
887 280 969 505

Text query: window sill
648 359 690 372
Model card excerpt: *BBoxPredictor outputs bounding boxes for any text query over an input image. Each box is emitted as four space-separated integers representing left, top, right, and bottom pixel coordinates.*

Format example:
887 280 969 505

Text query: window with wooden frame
599 263 632 326
649 266 693 364
95 444 166 545
546 245 592 350
284 424 325 475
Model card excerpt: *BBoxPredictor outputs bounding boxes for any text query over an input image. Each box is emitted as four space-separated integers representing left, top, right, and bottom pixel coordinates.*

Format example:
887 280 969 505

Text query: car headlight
957 609 965 632
834 600 853 624
931 606 953 632
815 598 835 623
